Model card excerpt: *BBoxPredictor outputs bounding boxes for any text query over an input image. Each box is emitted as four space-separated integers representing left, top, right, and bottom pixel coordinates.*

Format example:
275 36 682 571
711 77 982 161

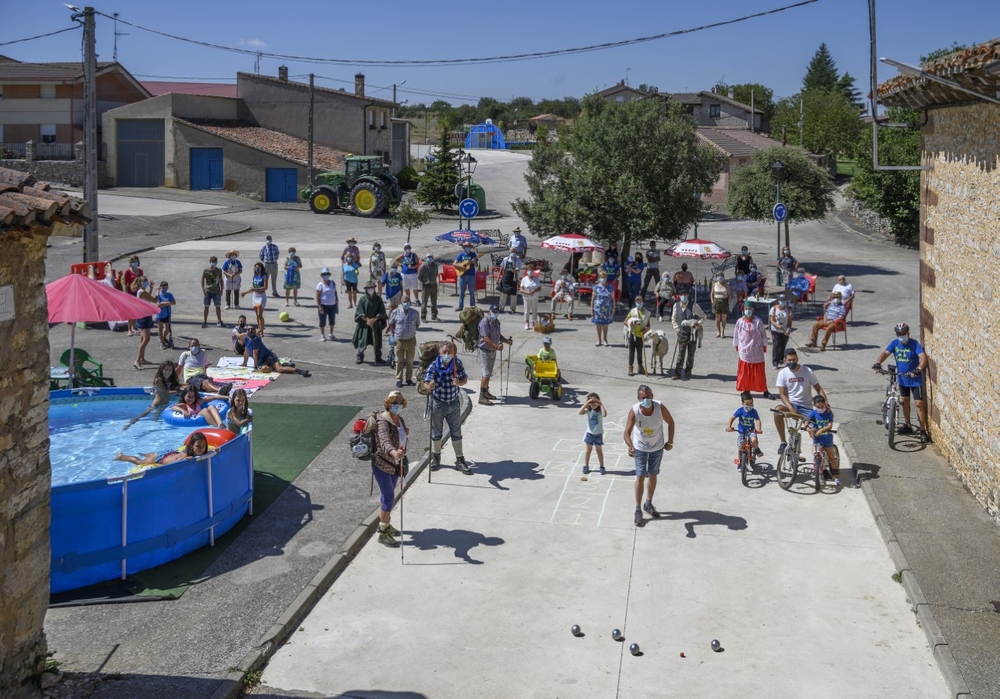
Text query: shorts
252 292 267 309
713 298 728 315
261 351 280 368
736 431 756 446
634 448 663 476
345 280 358 292
387 292 402 307
135 316 153 330
813 436 834 448
478 348 497 378
186 374 211 391
584 432 604 447
402 273 419 291
899 383 924 400
204 291 222 307
156 313 171 323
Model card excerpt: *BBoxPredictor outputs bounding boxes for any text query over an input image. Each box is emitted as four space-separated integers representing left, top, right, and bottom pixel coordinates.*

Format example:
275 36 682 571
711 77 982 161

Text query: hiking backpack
349 411 380 460
455 306 485 352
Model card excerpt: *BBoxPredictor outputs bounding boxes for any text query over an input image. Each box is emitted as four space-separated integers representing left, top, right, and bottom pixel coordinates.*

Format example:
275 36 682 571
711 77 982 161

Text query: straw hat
227 249 239 258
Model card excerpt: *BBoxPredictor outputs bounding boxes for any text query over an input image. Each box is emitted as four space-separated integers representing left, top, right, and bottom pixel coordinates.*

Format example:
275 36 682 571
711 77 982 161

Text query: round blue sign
773 203 787 222
459 198 480 219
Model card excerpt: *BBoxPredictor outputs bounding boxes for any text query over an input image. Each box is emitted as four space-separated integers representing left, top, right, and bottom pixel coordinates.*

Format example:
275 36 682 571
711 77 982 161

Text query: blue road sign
459 198 479 219
773 202 787 222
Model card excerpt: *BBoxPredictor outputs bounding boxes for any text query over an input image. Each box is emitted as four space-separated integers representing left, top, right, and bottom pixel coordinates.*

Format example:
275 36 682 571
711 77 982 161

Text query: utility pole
307 74 314 190
81 6 99 263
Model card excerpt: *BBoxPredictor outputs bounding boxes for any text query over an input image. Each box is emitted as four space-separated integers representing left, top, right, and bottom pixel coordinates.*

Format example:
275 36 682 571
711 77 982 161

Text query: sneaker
377 530 399 548
216 322 225 327
777 442 787 455
834 477 842 486
525 323 531 330
599 467 606 475
822 467 833 481
430 453 441 471
478 394 493 406
432 316 439 322
634 509 645 527
355 354 364 364
754 447 763 457
583 465 590 474
405 380 415 386
201 323 208 328
320 335 327 342
328 334 336 341
897 423 915 435
396 380 404 388
643 501 660 518
920 430 932 443
456 456 472 475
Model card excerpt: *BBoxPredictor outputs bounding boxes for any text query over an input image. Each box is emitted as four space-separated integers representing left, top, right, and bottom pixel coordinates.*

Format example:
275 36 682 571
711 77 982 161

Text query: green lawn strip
128 403 358 598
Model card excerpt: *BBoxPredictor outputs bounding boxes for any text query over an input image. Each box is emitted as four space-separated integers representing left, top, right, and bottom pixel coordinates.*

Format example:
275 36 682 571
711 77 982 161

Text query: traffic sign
773 202 787 222
459 198 480 219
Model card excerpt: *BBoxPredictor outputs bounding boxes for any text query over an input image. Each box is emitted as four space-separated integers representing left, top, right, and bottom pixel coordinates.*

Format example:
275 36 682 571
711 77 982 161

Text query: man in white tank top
623 384 675 527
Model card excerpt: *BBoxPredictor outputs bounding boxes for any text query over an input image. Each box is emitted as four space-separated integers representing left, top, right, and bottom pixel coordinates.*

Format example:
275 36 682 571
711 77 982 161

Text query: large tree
513 94 723 255
727 146 836 255
414 120 461 211
770 89 861 159
803 43 840 92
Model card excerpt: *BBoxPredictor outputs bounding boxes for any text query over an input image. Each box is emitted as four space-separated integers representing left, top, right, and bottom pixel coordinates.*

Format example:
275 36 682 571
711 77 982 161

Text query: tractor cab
304 155 401 218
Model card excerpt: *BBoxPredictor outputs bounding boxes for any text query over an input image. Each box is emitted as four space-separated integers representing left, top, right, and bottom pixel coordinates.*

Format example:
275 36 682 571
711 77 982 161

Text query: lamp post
771 160 786 285
461 151 477 229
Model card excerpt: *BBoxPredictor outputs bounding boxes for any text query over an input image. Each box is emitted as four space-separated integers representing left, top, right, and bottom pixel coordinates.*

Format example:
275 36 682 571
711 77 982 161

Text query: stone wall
920 102 1000 523
0 141 110 188
0 230 52 698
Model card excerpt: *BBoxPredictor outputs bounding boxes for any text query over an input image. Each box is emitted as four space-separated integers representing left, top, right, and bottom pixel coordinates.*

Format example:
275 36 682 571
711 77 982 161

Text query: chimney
728 88 734 99
355 73 365 97
278 65 288 82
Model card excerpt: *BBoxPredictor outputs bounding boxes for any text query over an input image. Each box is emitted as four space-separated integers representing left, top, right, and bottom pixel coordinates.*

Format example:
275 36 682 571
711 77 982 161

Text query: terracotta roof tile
142 81 238 98
695 128 783 158
177 119 347 171
878 37 1000 108
0 167 89 234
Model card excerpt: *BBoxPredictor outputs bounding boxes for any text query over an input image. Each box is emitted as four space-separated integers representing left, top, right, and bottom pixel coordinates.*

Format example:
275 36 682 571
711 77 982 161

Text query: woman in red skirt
733 299 773 399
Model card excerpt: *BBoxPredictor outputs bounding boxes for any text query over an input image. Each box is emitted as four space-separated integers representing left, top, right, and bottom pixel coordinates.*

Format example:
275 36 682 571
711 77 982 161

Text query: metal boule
611 628 622 641
629 642 641 656
711 639 722 652
571 624 582 637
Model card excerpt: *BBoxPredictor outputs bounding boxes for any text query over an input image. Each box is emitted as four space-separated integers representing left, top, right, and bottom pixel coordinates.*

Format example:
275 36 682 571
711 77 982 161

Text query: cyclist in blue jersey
727 391 763 466
873 322 930 443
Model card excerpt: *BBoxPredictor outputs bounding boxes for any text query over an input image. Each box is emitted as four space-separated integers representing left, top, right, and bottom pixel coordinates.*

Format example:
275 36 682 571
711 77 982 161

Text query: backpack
349 411 379 461
455 306 485 352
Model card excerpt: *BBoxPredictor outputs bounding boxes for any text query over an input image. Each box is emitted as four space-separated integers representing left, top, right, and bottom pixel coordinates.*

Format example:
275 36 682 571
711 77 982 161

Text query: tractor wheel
351 181 387 217
309 188 337 214
529 382 540 400
552 384 563 400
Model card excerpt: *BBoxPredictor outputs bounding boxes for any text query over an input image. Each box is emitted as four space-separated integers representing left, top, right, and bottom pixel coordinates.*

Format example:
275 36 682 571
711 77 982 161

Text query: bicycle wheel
886 398 897 449
812 453 824 492
740 448 752 487
776 446 797 490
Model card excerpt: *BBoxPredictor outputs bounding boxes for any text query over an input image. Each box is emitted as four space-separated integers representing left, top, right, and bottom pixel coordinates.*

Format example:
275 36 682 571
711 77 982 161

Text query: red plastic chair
438 264 459 295
816 315 848 347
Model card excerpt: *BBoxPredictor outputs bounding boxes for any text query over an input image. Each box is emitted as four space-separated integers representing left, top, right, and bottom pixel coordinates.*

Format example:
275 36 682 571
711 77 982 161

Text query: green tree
770 90 861 158
727 146 836 253
384 198 432 244
729 82 776 123
803 43 839 92
850 107 921 243
837 72 865 113
415 121 461 211
513 95 723 254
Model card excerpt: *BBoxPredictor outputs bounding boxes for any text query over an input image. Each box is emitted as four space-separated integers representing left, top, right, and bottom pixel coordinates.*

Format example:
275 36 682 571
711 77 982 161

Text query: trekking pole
505 340 511 398
425 393 432 484
498 344 504 405
398 460 405 564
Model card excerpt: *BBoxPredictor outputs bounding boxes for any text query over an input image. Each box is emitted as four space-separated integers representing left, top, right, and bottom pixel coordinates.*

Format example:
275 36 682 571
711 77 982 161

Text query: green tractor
301 155 403 217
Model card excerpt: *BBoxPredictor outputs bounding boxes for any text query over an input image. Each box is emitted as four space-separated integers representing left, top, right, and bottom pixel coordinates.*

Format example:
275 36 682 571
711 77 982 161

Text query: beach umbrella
46 273 160 385
434 229 497 246
541 233 605 274
664 238 732 260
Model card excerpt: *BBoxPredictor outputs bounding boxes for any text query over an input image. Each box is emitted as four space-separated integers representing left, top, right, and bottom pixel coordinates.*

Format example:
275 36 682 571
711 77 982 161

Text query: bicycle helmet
894 322 909 336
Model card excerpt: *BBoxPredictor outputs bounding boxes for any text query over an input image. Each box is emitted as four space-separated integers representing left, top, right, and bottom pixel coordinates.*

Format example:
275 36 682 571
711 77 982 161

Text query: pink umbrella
664 238 732 260
46 273 160 385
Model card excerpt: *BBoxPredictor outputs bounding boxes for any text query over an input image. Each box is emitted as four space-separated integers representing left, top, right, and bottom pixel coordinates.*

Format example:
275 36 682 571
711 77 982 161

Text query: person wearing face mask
711 274 731 337
778 246 799 283
423 341 472 474
732 271 748 308
498 248 523 314
241 327 312 377
242 262 269 335
133 276 156 369
342 254 361 309
733 299 772 399
381 262 404 309
370 242 387 295
590 274 613 346
873 323 930 443
353 280 388 365
641 240 661 299
417 254 439 322
387 298 421 387
341 237 361 266
259 235 281 298
773 349 827 453
371 391 410 548
672 262 695 299
671 292 704 380
519 264 542 330
551 269 576 320
805 292 847 351
623 384 675 527
201 256 225 328
222 250 242 310
123 255 143 336
623 296 651 376
625 253 645 308
654 275 675 322
176 339 232 395
768 297 793 367
735 246 754 277
476 304 512 405
283 246 303 307
395 243 421 306
315 268 339 341
786 268 812 302
156 280 175 350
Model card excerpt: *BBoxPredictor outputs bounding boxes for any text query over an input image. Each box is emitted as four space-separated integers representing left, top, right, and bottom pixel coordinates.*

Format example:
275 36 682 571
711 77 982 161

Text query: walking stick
498 343 504 405
505 339 511 398
398 460 405 564
669 332 679 377
425 392 432 483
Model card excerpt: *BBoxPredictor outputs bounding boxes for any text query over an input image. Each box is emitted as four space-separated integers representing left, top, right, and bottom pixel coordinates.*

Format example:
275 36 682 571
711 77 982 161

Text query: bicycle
772 409 807 491
876 364 903 448
734 430 761 488
811 433 841 488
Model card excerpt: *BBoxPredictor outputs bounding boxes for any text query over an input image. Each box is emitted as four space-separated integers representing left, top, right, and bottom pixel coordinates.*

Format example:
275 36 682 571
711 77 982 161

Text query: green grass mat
127 402 357 599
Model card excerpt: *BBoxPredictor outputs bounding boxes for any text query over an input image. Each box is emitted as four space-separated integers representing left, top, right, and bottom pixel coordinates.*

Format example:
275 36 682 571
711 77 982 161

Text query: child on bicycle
727 391 763 467
579 392 607 475
806 394 839 485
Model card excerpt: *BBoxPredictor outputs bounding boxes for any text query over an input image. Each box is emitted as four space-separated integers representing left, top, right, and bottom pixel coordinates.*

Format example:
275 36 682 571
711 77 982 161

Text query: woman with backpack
373 390 409 548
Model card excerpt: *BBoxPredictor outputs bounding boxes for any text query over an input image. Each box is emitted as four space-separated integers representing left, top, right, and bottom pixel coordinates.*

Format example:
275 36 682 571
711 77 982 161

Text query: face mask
636 302 644 309
679 296 688 304
374 246 381 252
390 404 403 415
322 274 331 280
402 303 411 311
366 289 375 296
141 281 149 289
744 310 754 318
899 334 910 343
391 268 398 274
489 312 497 320
737 275 744 282
289 251 296 256
131 262 139 269
190 346 201 355
229 255 236 261
640 398 652 409
440 353 452 365
427 258 434 264
210 262 217 268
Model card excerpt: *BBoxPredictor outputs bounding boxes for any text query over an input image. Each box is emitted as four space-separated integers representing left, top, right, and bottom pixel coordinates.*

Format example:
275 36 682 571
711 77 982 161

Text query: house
877 38 1000 523
142 82 238 98
0 54 149 155
596 80 646 103
651 89 767 132
527 113 566 130
694 128 786 204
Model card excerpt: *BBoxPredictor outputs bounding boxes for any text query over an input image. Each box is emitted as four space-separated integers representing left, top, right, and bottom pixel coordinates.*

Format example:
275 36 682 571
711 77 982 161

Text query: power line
95 1 818 67
0 26 78 48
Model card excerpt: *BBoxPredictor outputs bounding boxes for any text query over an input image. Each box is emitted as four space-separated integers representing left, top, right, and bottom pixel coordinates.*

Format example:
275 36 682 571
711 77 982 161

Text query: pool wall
49 388 254 593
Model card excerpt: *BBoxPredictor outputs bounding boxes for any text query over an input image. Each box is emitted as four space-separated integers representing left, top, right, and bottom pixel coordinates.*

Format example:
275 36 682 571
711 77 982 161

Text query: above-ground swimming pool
49 387 254 593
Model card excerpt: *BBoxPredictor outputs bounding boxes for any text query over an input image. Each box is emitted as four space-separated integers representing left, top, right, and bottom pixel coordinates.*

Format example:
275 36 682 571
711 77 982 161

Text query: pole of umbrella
69 324 77 389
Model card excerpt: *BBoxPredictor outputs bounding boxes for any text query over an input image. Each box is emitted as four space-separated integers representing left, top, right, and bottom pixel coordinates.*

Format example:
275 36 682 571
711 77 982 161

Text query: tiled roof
0 167 90 234
237 72 398 107
0 54 114 82
878 37 1000 109
657 91 762 115
143 81 238 98
177 119 347 171
695 128 783 158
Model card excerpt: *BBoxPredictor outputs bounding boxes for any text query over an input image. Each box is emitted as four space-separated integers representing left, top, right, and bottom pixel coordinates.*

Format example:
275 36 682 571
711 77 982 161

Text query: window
379 110 386 129
709 104 721 118
40 84 56 99
368 109 374 129
40 125 57 144
0 84 4 100
0 125 4 142
615 95 625 102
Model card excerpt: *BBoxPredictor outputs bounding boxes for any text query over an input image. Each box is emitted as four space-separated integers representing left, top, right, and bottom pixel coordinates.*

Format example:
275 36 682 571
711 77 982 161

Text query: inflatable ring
162 399 230 427
186 427 236 448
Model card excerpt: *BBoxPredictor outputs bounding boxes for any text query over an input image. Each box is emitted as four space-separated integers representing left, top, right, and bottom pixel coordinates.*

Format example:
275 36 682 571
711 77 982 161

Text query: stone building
0 167 87 696
878 39 1000 522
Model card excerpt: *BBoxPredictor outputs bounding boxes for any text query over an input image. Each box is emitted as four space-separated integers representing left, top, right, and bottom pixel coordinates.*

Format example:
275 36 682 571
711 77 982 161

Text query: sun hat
320 267 331 275
227 249 239 258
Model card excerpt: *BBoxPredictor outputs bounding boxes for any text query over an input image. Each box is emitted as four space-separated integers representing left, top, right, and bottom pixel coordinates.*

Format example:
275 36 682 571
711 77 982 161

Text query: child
727 391 763 468
807 394 839 485
156 280 175 349
579 392 607 475
538 336 557 362
342 255 361 309
381 264 403 309
170 385 225 427
226 388 253 434
123 360 181 430
115 431 210 470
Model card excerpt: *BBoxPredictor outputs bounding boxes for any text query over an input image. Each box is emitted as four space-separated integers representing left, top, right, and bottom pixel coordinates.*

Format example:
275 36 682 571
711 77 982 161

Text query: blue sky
3 0 998 105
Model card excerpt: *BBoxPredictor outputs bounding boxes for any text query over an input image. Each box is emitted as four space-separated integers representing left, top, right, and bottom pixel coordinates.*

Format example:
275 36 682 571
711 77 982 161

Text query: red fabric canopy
46 273 160 323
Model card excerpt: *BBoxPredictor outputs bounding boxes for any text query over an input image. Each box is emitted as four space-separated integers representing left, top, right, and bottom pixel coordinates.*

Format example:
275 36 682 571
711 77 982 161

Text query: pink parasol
664 238 732 260
540 233 605 253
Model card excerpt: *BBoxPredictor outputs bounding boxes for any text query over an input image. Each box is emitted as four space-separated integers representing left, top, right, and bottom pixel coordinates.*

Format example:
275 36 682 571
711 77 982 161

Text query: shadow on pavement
403 528 505 565
852 461 881 482
472 459 544 491
657 510 749 538
254 691 428 699
804 262 901 278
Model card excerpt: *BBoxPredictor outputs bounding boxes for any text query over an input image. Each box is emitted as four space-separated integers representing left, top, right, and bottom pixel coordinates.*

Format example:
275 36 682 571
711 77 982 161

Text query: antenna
626 67 630 86
112 13 129 62
254 52 262 74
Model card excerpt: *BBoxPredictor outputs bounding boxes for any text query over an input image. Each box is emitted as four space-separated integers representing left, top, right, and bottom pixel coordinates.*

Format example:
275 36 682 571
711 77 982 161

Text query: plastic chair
844 296 854 323
475 270 488 292
59 348 116 388
816 315 848 348
438 265 459 295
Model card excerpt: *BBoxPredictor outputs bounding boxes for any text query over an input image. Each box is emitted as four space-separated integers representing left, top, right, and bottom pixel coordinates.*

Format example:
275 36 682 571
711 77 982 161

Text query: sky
3 0 999 106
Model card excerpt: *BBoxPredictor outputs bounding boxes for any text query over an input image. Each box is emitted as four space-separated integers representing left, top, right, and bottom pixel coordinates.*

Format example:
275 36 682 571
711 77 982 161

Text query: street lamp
461 152 477 229
771 160 786 284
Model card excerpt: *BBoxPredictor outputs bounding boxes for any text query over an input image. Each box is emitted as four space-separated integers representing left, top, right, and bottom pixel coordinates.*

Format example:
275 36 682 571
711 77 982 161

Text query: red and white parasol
664 238 732 260
540 233 605 253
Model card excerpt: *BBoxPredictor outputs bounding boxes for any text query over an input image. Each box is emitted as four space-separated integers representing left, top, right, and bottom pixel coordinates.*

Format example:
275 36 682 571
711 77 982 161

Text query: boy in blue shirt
806 394 839 485
873 322 930 443
156 280 176 350
727 391 763 467
381 264 403 309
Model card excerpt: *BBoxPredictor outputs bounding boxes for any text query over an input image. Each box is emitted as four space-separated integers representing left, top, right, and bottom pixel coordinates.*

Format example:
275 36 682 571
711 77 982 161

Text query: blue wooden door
265 168 299 202
190 148 223 190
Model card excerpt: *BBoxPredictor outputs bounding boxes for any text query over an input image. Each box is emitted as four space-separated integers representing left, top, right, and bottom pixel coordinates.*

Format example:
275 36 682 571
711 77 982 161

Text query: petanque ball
711 639 722 652
279 311 291 322
612 628 622 641
571 625 582 637
629 642 641 656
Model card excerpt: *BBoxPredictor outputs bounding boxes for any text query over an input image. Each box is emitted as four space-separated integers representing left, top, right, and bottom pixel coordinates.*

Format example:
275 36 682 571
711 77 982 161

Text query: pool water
50 395 193 486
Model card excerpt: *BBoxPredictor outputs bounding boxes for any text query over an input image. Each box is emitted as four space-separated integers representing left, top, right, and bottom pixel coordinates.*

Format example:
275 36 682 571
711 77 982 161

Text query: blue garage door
117 119 164 187
190 148 223 190
266 168 299 202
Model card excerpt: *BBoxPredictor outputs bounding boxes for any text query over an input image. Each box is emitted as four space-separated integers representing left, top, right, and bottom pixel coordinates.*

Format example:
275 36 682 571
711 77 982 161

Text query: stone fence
0 141 110 188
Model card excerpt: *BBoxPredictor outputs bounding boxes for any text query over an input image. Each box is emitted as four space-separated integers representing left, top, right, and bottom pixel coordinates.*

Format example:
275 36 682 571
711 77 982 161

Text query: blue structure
49 388 254 593
464 120 507 150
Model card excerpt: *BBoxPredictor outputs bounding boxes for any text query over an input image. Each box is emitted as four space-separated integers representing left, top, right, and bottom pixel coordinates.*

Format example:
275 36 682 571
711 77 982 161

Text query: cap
543 336 552 344
320 267 331 275
743 299 754 308
404 243 411 249
489 303 500 312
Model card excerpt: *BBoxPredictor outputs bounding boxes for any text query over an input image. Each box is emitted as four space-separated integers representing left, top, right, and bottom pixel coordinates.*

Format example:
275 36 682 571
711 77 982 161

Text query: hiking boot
643 501 660 518
897 423 915 435
483 388 498 400
377 530 399 548
478 394 493 406
456 456 472 475
430 453 441 471
920 430 932 443
381 523 401 537
634 509 645 527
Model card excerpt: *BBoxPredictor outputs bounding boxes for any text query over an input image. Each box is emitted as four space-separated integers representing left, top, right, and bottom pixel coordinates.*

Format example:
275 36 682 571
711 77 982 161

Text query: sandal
133 362 143 370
